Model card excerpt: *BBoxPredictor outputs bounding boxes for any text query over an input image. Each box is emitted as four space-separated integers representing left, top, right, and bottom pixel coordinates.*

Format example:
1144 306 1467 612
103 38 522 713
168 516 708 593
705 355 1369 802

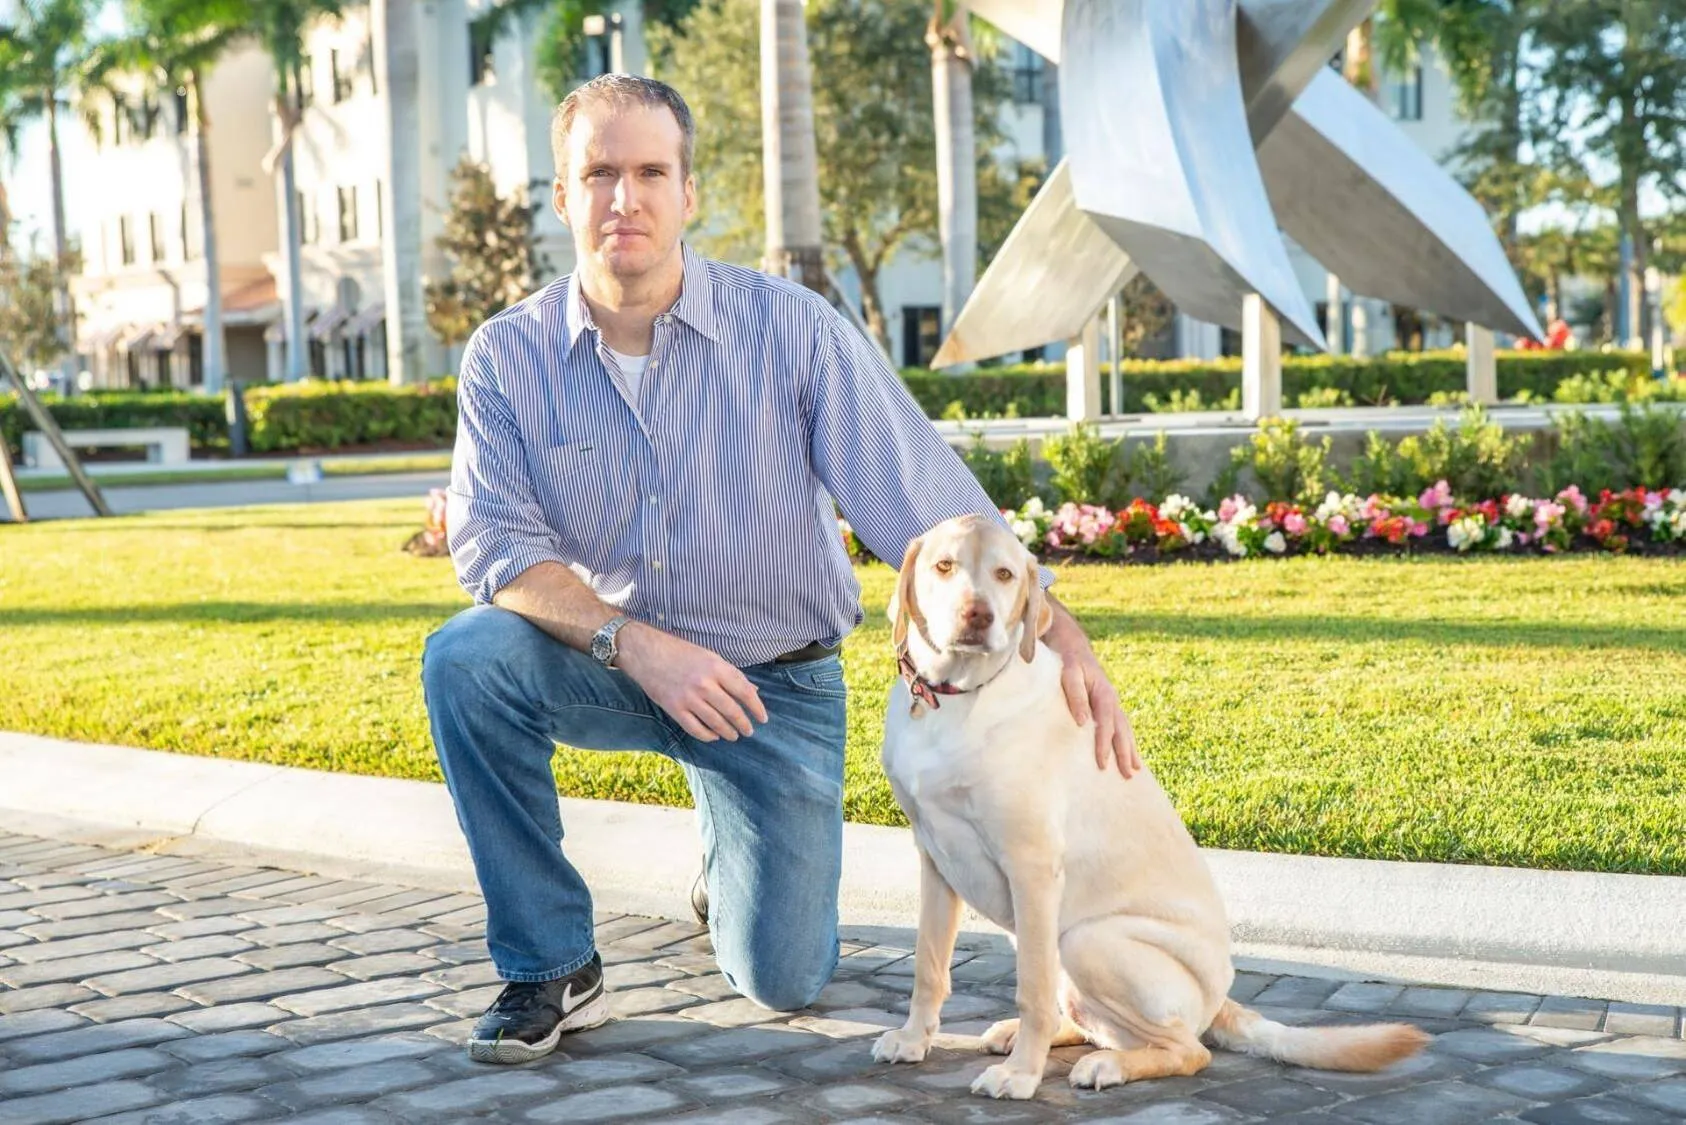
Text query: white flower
1505 495 1532 520
1263 531 1287 555
1179 521 1206 545
1668 489 1686 508
1315 491 1360 522
1448 516 1483 552
1021 496 1046 518
1215 524 1248 557
1010 518 1039 547
1495 526 1515 550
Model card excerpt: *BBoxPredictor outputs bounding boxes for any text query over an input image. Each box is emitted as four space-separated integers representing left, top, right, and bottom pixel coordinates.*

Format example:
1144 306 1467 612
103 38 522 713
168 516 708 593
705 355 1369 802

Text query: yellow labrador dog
871 515 1426 1099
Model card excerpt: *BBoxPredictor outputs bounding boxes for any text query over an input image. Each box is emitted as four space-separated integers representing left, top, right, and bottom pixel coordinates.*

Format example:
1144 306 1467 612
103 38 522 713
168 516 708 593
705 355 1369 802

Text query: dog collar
897 649 966 716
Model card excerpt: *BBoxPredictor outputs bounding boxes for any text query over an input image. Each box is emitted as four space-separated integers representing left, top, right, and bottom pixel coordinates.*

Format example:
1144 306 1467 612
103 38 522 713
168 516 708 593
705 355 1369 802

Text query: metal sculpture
932 0 1541 368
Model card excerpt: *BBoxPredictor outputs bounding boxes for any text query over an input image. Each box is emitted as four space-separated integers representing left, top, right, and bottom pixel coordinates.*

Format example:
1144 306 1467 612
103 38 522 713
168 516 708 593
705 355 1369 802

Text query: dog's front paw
1069 1049 1129 1090
971 1062 1041 1099
980 1018 1018 1055
872 1026 931 1064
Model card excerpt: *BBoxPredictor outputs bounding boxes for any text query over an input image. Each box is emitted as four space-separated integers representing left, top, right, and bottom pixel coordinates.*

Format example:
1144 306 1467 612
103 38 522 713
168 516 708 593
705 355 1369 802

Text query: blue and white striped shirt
446 244 1038 667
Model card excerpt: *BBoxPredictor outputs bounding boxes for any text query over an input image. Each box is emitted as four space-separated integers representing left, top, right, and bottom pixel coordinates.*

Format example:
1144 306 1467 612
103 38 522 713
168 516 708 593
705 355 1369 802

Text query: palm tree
253 0 342 383
760 0 825 293
0 0 98 380
928 0 975 369
84 0 248 393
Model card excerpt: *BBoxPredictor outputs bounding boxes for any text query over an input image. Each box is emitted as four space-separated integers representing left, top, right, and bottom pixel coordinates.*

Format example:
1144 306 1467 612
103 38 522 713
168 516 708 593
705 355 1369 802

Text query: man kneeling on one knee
421 73 1142 1065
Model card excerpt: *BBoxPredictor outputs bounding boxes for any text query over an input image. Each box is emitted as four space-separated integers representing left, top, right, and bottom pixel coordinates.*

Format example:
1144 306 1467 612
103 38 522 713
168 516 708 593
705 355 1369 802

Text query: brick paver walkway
1 829 1683 1124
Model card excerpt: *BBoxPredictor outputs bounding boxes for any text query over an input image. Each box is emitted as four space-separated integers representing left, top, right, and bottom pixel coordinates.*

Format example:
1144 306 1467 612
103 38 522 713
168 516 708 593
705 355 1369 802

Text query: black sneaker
467 952 609 1064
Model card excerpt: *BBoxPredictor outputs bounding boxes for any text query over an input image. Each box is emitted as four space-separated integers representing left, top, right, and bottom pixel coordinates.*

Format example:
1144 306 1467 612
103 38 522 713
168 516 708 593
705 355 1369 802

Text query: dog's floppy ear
1018 554 1051 662
890 535 923 650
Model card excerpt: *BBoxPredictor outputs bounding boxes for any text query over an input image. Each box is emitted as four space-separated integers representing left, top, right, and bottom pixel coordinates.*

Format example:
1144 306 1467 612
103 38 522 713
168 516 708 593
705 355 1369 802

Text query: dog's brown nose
960 601 995 630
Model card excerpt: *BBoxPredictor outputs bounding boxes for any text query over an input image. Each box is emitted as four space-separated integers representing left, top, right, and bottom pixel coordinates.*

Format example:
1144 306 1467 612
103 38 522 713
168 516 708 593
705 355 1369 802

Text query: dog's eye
933 559 955 574
995 567 1014 582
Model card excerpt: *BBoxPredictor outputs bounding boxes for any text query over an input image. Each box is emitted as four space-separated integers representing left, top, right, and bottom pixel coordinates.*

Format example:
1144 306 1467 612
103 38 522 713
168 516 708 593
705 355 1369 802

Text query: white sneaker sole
467 990 611 1065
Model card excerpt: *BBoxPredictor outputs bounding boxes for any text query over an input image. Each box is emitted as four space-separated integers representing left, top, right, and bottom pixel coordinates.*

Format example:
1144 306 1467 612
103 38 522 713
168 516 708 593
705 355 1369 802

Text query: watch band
591 614 632 668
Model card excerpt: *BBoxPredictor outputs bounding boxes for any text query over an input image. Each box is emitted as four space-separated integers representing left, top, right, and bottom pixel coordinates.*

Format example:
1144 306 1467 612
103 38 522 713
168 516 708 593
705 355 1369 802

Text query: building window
297 56 314 108
469 21 495 85
330 48 353 103
181 201 203 259
296 192 319 244
111 94 128 147
1010 42 1043 106
1390 65 1423 121
338 185 359 243
174 88 190 133
901 306 941 368
119 216 136 266
149 213 165 262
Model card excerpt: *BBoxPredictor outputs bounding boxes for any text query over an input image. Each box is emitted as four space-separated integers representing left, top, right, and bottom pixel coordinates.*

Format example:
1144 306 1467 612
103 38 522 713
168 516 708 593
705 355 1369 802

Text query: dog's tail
1206 999 1428 1073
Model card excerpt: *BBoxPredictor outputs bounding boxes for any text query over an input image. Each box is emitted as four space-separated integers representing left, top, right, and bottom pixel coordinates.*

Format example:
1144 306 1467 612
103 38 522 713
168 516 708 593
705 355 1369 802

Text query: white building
70 44 280 389
63 10 1480 386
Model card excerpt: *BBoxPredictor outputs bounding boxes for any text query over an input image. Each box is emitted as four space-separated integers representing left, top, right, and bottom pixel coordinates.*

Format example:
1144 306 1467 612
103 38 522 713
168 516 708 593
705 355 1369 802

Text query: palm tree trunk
759 0 826 294
929 5 976 371
45 93 77 389
191 74 228 394
277 64 306 383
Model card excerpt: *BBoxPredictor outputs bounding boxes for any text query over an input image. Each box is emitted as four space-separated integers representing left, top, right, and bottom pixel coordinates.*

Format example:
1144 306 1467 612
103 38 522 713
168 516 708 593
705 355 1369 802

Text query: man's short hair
551 75 696 180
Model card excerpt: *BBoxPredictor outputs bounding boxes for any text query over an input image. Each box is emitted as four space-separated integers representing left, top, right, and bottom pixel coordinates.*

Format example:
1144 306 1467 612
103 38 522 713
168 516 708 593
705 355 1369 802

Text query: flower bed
986 485 1686 562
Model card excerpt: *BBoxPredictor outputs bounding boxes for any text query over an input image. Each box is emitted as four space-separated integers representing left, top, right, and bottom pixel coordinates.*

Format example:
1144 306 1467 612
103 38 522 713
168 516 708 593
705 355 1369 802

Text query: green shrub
243 378 458 453
1294 386 1356 409
1142 386 1240 413
1395 408 1533 499
898 349 1649 418
1228 417 1331 505
960 435 1039 508
1539 405 1686 494
0 390 229 461
1338 431 1417 497
1042 422 1127 507
1122 432 1185 500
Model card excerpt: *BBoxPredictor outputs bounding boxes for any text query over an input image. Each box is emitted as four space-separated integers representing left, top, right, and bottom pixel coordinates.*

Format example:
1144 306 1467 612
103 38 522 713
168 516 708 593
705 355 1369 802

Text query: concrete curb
4 731 1683 1004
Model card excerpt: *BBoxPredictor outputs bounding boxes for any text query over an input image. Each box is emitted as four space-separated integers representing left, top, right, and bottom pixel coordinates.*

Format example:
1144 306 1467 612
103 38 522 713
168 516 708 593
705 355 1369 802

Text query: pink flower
1417 480 1454 511
1218 497 1240 523
1283 512 1308 536
1327 514 1350 537
1411 521 1430 537
1557 485 1588 515
1534 502 1564 530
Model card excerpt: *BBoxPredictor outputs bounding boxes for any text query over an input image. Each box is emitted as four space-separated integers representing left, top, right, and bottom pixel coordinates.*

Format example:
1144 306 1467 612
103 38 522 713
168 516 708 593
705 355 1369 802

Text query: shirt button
651 560 663 571
648 496 658 506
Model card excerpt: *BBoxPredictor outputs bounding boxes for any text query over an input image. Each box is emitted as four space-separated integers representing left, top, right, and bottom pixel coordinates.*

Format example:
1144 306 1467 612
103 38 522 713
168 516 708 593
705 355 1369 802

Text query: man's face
553 100 697 283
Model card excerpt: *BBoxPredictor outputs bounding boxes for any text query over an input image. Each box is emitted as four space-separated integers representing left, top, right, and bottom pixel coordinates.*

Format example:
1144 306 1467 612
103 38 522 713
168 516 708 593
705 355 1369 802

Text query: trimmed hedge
241 379 458 453
0 391 229 462
0 351 1656 461
902 350 1652 417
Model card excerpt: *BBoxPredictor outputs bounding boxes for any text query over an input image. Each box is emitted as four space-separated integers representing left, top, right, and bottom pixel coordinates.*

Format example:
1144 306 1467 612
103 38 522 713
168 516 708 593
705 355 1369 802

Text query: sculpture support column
1066 317 1102 422
1242 293 1281 420
1107 291 1123 415
1466 322 1497 405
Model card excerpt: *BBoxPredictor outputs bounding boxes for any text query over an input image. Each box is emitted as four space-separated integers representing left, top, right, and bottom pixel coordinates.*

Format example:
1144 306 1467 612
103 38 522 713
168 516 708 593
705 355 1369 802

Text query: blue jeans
421 605 845 1010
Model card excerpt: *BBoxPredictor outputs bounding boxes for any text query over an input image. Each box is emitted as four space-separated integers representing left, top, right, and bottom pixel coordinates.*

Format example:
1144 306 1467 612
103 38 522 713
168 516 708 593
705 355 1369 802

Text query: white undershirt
604 344 651 402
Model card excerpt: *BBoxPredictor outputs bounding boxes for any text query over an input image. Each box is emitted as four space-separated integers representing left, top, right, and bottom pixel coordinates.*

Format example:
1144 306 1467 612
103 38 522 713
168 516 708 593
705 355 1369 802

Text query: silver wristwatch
590 614 633 668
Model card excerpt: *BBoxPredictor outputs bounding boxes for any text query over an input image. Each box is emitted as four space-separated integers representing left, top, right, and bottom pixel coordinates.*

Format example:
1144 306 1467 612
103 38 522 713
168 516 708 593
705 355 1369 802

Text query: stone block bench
22 426 192 471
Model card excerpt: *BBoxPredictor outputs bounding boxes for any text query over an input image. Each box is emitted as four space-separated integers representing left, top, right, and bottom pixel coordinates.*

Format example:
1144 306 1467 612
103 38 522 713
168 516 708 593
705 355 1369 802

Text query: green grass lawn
3 498 1684 875
15 452 452 493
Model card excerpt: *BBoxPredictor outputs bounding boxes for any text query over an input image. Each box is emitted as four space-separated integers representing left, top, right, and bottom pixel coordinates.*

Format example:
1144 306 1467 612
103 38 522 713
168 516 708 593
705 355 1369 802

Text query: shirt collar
564 242 720 349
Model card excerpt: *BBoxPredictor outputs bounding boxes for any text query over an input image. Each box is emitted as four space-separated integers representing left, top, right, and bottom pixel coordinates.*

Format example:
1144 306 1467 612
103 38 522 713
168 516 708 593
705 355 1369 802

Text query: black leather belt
775 641 843 663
